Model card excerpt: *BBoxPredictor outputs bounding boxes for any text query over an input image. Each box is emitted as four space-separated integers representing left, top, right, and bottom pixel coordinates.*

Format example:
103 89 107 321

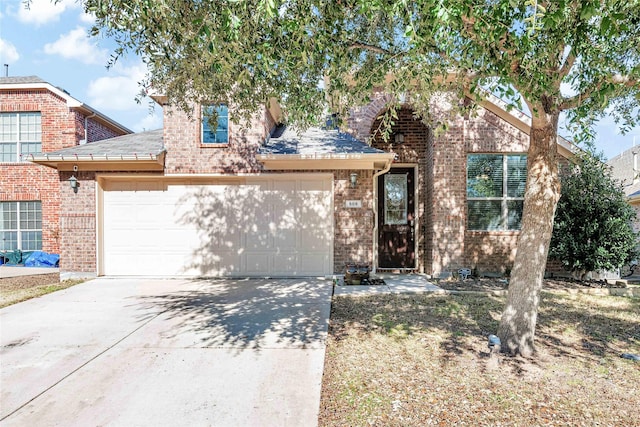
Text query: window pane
0 113 17 142
19 201 42 230
507 155 527 197
20 113 42 142
0 142 17 162
0 202 18 229
468 200 502 230
507 200 524 230
202 104 229 144
0 231 18 251
467 155 503 197
21 231 42 251
20 142 42 161
384 174 408 225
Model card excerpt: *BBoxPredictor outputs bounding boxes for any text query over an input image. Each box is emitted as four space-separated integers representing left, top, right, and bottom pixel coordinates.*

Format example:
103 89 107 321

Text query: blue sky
1 0 638 160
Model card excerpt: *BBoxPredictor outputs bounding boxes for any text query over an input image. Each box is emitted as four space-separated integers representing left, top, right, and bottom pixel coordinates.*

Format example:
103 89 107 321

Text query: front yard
0 273 83 308
319 292 640 426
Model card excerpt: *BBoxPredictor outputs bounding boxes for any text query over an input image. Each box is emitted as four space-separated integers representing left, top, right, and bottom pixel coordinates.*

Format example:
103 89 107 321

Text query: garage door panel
244 253 271 274
300 227 329 251
299 254 330 275
102 175 333 277
272 254 297 274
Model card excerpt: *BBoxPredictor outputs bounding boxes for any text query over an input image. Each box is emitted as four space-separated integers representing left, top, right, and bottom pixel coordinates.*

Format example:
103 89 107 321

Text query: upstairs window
0 201 42 251
0 112 42 162
467 154 527 231
202 105 229 144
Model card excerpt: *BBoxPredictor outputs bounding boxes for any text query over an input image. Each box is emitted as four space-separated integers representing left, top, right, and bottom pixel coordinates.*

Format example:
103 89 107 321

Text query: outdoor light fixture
350 172 358 189
394 133 405 144
68 175 79 193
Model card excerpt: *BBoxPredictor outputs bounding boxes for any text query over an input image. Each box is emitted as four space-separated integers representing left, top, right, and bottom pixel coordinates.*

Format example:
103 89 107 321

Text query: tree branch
559 74 638 110
558 48 576 78
347 42 392 55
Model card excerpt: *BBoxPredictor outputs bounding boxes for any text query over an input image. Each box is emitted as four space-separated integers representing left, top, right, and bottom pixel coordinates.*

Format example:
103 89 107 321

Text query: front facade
608 146 640 234
33 90 573 279
0 76 130 258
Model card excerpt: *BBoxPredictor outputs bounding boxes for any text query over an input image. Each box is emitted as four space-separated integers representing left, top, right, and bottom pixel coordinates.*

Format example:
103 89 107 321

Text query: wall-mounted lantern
68 175 79 193
394 133 405 144
350 172 358 189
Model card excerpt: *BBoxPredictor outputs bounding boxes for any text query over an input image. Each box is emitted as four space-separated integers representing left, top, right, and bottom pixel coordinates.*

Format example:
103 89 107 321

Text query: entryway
377 167 416 269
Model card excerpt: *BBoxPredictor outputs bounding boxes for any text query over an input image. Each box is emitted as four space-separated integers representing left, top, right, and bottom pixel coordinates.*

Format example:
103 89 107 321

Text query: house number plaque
345 200 362 208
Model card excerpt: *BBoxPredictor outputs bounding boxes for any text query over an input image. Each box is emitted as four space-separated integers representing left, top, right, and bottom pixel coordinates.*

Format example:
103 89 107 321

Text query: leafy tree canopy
550 153 638 277
82 0 639 136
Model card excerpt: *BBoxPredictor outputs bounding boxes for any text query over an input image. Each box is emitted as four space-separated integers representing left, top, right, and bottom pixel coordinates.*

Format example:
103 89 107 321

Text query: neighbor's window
0 201 42 251
467 154 527 231
0 112 42 162
202 104 229 144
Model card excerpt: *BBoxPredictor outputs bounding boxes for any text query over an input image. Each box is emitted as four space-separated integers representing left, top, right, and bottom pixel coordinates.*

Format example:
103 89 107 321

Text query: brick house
608 146 640 235
30 89 574 279
0 76 131 259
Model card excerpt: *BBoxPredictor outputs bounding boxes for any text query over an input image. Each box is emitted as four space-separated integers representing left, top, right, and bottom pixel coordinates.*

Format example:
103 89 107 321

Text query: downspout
82 113 96 145
371 159 393 274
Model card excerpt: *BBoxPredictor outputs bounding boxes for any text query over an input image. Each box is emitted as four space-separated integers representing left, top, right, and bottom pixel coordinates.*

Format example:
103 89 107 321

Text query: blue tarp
23 251 60 268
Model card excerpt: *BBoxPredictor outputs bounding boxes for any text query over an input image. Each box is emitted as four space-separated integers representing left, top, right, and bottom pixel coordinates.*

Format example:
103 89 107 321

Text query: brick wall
333 169 375 272
0 88 128 256
163 103 275 174
58 171 97 272
462 107 530 275
346 92 536 276
1 89 76 254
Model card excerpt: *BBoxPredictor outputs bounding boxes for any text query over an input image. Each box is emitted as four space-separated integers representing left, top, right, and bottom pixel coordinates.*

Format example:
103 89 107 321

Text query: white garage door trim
97 174 334 277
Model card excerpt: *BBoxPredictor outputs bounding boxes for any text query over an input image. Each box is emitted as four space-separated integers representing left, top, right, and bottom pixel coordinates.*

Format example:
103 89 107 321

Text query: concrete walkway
333 274 443 296
0 277 332 426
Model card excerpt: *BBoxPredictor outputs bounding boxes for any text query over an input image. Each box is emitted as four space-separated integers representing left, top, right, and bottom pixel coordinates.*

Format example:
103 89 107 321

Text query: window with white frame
0 112 42 162
467 154 527 231
202 104 229 144
0 201 42 251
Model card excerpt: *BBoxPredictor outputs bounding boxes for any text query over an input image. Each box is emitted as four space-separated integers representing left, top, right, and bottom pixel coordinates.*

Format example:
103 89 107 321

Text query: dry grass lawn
320 292 640 426
0 273 84 308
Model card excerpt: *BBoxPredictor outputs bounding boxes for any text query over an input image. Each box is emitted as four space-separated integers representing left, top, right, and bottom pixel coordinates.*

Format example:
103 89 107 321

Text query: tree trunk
497 110 561 357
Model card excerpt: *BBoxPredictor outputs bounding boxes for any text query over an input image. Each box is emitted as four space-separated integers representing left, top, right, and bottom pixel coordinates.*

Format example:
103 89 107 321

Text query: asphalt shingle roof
36 129 164 158
259 125 386 156
0 76 48 85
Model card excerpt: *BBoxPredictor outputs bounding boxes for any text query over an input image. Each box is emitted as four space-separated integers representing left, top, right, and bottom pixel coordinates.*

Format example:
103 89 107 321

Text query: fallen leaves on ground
319 293 640 426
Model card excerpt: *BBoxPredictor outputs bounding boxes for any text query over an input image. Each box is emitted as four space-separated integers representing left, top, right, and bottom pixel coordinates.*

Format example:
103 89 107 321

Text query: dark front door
378 168 415 268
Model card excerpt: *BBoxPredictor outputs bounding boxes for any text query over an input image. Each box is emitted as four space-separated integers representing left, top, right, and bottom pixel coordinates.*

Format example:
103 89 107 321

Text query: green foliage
76 0 640 139
550 153 639 274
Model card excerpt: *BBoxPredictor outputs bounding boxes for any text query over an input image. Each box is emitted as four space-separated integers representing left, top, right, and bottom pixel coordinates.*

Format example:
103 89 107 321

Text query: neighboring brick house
608 146 640 235
0 76 131 259
31 90 574 279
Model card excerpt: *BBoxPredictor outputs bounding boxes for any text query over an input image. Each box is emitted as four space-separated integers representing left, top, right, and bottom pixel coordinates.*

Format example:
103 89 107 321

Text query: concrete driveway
0 277 333 426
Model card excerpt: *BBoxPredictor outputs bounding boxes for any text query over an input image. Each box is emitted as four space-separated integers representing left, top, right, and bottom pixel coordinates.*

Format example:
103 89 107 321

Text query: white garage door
100 175 333 277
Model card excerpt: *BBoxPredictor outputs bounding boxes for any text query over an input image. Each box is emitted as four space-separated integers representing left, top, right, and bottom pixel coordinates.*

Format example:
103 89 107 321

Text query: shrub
550 152 638 278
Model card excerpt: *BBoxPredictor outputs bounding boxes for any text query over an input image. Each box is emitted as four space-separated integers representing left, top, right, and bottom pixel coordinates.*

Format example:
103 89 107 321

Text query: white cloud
79 10 96 25
86 62 162 132
134 111 163 132
44 27 108 65
17 0 80 25
0 38 20 64
86 63 148 111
